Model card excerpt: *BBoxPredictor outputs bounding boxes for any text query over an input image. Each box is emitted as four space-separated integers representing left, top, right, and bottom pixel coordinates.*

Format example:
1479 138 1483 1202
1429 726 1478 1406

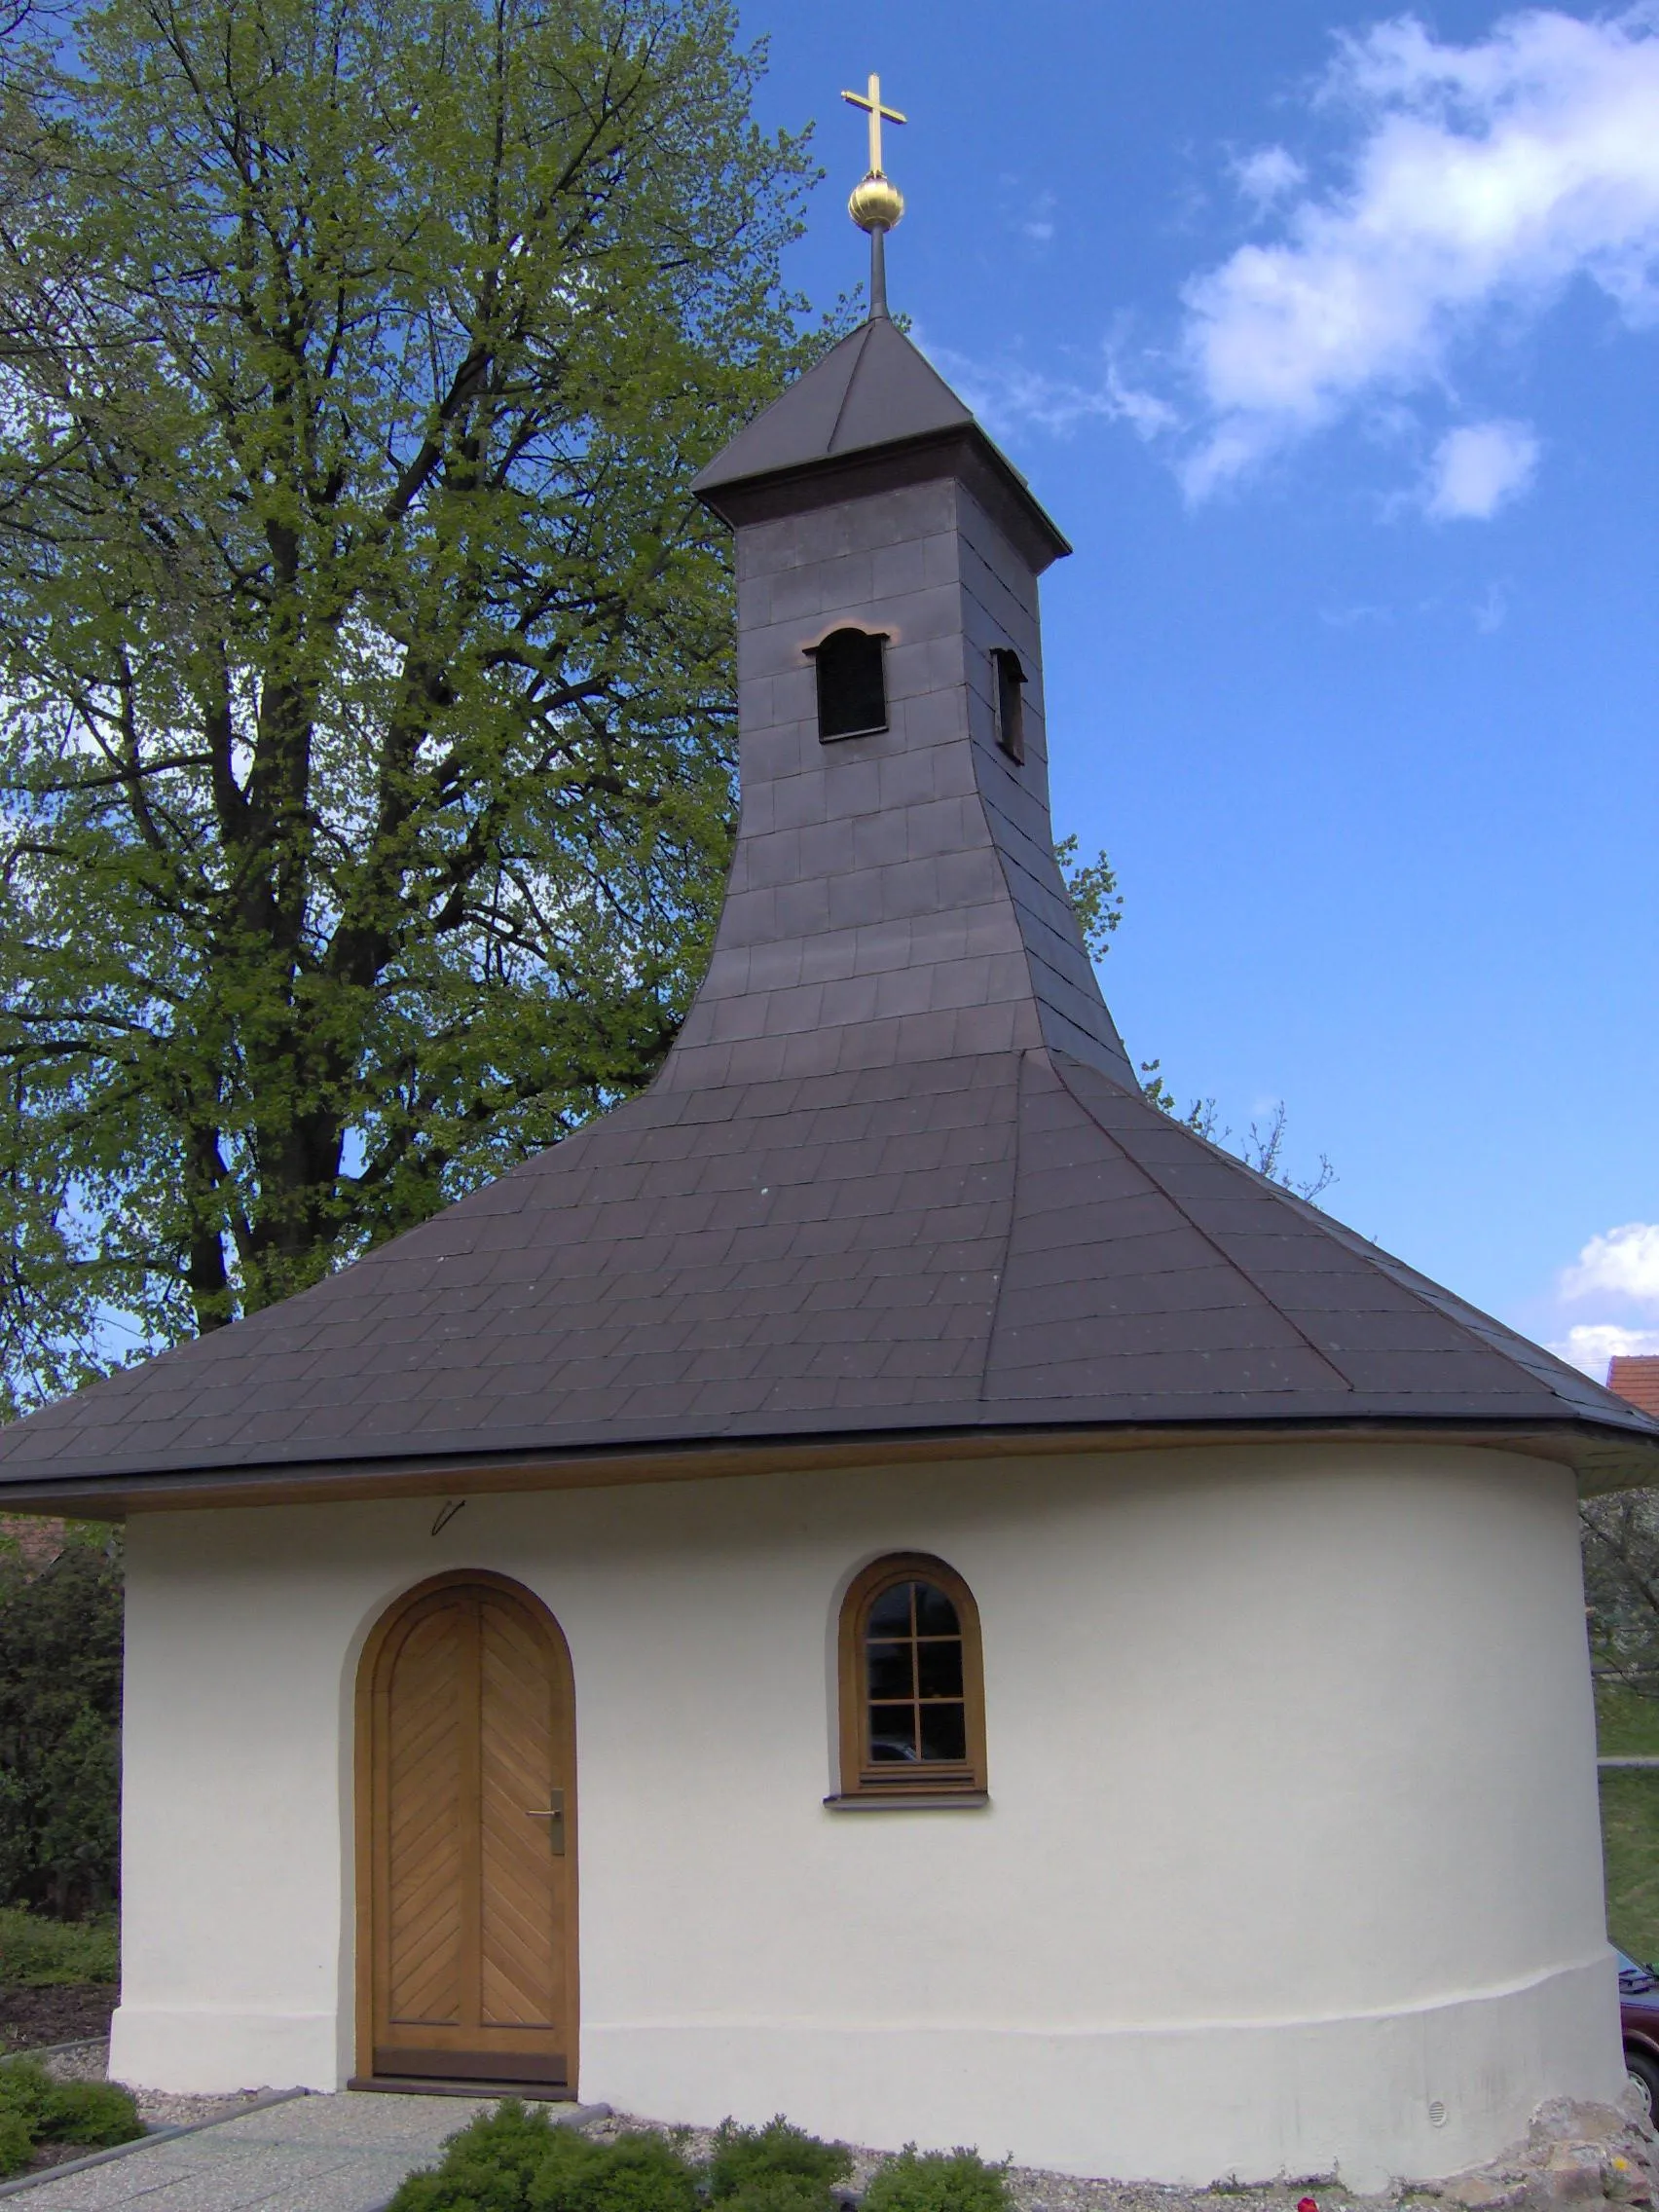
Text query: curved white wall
110 1442 1620 2188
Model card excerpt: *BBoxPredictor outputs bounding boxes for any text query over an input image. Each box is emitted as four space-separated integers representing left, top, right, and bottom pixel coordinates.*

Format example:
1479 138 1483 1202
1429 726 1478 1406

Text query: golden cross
841 73 906 176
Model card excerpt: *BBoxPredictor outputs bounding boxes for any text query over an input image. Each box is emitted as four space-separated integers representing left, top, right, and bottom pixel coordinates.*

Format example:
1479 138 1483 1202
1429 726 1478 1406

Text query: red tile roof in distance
1610 1358 1659 1419
1 318 1656 1506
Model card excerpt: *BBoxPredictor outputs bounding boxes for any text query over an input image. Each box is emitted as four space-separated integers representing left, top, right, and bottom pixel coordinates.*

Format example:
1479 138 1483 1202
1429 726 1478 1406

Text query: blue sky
738 0 1659 1380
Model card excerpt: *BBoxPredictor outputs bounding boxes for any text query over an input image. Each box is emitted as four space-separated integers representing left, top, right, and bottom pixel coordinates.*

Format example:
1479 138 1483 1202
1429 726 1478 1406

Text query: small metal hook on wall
429 1498 467 1537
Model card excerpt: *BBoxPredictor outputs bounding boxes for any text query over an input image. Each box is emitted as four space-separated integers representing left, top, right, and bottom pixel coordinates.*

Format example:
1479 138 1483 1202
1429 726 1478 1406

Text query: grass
1600 1686 1659 1963
0 1909 119 1988
1601 1774 1659 1963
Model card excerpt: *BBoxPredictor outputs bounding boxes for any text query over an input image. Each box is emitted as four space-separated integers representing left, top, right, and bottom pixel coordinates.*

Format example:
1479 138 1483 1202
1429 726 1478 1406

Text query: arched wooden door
355 1571 576 2089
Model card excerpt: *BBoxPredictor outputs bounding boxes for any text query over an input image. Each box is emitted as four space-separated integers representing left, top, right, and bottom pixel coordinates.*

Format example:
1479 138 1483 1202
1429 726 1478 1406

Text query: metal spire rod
869 228 890 320
842 72 906 324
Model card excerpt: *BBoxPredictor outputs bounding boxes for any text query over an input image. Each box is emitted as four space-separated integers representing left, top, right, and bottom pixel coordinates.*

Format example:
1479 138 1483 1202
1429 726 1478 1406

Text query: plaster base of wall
581 1957 1621 2194
108 2006 342 2097
105 1957 1620 2190
104 1972 1621 2193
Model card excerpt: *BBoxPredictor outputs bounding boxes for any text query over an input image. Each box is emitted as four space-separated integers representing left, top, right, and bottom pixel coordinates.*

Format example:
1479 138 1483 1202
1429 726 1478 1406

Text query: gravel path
0 2089 504 2209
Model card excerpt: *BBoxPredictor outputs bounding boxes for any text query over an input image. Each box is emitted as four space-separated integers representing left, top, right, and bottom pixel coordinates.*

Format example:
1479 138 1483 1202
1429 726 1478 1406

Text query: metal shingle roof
2 325 1652 1500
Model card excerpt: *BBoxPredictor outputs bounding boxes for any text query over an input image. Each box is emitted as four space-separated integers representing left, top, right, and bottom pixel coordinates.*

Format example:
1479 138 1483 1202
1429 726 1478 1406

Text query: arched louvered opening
810 627 889 742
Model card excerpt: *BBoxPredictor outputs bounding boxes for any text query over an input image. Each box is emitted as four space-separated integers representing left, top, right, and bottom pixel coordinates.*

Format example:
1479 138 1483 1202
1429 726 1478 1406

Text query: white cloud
1472 578 1510 630
928 344 1179 444
1547 1321 1659 1379
1234 145 1309 212
1424 419 1539 517
1180 8 1659 497
1562 1221 1659 1305
1535 1222 1659 1382
1022 189 1058 245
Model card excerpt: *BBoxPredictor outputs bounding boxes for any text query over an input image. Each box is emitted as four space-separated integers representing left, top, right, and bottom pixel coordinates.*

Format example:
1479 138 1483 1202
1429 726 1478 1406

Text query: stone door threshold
346 2075 593 2103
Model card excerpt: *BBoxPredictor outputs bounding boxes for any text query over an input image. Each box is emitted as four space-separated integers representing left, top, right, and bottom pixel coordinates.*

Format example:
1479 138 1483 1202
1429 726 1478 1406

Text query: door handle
525 1792 566 1856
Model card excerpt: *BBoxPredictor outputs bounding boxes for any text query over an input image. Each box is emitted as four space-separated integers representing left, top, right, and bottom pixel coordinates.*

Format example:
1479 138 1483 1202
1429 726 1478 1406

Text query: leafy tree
0 1532 122 1918
1054 832 1122 963
1137 1071 1336 1201
1583 1492 1659 1695
0 0 820 1403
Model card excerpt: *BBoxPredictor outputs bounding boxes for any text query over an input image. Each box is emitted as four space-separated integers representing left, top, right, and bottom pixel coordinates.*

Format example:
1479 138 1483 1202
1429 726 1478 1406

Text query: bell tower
674 107 1134 1097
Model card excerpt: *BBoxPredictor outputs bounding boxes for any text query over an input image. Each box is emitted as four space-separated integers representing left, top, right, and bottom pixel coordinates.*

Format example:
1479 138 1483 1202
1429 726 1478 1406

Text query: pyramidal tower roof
694 317 975 491
0 249 1653 1511
692 315 1070 567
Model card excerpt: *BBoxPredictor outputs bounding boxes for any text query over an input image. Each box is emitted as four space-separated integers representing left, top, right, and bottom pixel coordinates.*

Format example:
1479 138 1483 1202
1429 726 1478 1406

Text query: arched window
836 1554 987 1801
808 627 888 742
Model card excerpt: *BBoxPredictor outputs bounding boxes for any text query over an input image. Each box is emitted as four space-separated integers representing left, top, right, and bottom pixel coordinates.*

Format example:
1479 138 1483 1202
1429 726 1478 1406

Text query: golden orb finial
848 170 904 235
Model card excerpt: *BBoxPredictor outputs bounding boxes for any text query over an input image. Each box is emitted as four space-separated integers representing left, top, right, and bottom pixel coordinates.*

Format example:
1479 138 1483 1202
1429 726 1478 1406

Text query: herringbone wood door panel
481 1597 566 2027
360 1576 575 2087
386 1605 465 2026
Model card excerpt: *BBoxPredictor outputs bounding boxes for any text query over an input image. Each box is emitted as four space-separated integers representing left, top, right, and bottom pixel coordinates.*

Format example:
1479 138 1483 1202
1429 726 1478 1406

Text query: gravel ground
32 2036 285 2130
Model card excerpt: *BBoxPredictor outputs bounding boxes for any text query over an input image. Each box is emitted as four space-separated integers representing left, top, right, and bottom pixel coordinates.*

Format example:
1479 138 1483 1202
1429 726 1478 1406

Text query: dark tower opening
992 647 1025 764
811 627 889 742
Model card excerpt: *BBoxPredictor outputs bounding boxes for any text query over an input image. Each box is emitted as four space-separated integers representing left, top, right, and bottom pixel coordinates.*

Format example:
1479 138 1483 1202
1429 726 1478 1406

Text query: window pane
919 1703 968 1762
866 1582 913 1636
917 1640 964 1699
866 1641 914 1700
868 1705 918 1761
913 1581 959 1636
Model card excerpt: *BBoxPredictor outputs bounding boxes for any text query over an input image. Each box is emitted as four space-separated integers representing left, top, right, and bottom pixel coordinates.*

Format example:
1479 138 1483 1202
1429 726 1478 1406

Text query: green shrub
0 2106 31 2180
0 2056 54 2133
862 2148 1009 2212
0 1904 120 1985
387 2099 562 2212
531 2129 698 2212
387 2105 698 2212
0 2054 142 2170
706 2119 851 2212
0 1538 123 1919
712 2177 834 2212
35 2078 144 2148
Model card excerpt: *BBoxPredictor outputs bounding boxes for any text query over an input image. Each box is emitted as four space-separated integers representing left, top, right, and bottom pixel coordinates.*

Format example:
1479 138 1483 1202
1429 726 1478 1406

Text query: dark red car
1618 1949 1659 2113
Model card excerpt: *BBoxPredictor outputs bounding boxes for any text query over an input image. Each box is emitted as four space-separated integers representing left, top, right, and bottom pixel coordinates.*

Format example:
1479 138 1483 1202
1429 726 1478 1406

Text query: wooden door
357 1572 576 2088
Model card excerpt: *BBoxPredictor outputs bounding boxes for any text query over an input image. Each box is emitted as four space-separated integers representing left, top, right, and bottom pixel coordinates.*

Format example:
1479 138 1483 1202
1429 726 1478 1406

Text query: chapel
1 87 1656 2193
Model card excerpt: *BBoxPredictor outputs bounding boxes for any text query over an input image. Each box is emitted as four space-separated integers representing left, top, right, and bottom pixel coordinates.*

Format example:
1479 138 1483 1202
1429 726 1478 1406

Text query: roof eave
695 424 1074 573
6 1410 1653 1521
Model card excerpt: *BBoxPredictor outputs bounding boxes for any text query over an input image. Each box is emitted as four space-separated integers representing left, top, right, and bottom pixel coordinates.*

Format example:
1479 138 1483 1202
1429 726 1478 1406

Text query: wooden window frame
833 1553 987 1804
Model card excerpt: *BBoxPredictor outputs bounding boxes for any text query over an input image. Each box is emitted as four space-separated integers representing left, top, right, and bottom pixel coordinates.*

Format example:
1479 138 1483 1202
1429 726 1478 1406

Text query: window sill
822 1792 990 1812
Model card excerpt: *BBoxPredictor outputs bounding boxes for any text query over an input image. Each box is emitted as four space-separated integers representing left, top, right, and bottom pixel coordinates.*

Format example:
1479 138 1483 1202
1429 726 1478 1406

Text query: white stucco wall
110 1442 1619 2189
